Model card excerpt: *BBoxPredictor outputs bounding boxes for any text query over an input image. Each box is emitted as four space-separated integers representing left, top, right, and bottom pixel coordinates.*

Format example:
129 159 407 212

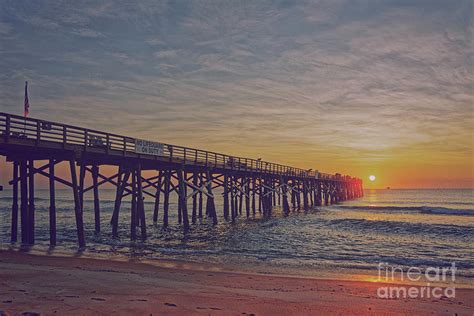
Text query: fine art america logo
376 262 456 299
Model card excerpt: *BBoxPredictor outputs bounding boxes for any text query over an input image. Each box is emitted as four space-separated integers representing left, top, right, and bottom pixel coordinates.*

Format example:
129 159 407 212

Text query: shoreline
2 245 473 288
0 250 473 315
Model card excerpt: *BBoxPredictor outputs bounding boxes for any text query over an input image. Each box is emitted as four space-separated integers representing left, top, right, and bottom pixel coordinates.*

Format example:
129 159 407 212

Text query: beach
0 250 472 315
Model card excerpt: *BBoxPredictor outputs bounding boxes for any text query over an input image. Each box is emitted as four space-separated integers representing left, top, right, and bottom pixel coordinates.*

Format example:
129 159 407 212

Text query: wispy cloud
71 28 104 38
0 21 11 35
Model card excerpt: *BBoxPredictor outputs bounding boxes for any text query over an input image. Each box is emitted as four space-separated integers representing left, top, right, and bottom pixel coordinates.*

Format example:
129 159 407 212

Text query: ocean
0 188 473 283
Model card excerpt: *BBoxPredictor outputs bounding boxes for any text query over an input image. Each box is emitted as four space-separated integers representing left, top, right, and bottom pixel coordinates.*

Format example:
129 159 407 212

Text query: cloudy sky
0 0 472 188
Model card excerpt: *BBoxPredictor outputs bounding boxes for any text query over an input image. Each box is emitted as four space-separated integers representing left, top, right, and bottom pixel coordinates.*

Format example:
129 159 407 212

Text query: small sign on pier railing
135 139 165 156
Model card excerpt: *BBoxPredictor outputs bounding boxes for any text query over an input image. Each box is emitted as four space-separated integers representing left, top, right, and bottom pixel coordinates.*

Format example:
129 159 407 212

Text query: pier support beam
28 160 35 244
272 178 276 206
262 177 272 217
223 174 229 221
153 171 162 224
69 159 85 248
112 168 130 236
303 179 309 211
316 181 322 206
198 173 203 219
92 165 100 234
177 172 182 224
245 178 250 218
78 163 85 214
331 184 336 204
49 159 56 245
290 179 296 209
238 177 243 216
251 177 256 216
324 184 330 206
205 170 217 225
230 176 236 222
163 170 170 228
296 181 301 210
192 172 198 224
281 176 290 214
232 176 237 218
136 164 146 240
178 168 190 232
277 178 281 206
111 166 123 235
130 168 137 240
10 161 18 243
20 160 28 244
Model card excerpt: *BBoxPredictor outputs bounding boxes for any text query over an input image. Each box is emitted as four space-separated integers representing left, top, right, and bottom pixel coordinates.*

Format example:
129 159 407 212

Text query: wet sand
0 250 472 315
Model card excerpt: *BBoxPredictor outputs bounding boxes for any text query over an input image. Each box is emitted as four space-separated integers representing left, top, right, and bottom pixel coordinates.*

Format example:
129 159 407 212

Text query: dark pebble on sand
164 303 177 307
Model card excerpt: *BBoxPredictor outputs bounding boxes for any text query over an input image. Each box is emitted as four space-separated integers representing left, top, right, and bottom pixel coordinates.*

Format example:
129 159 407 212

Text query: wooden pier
0 112 363 247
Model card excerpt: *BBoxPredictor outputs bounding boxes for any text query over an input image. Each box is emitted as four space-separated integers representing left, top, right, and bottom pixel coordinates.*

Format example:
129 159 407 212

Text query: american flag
24 81 29 117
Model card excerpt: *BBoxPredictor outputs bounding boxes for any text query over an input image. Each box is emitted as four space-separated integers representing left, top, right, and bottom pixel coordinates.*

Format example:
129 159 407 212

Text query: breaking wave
335 205 473 216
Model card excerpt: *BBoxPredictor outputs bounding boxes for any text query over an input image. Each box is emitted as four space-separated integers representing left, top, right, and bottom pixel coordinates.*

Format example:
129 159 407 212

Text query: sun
369 175 376 182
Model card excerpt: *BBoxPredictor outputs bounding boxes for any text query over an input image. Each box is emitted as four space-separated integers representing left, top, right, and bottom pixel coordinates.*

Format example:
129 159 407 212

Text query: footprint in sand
164 303 177 307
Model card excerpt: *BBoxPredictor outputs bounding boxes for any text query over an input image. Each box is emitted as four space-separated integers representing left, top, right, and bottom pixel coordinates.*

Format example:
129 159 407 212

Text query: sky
0 0 473 188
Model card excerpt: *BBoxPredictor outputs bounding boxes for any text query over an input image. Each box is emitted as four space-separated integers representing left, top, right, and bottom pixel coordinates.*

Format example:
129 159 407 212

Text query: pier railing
0 112 351 181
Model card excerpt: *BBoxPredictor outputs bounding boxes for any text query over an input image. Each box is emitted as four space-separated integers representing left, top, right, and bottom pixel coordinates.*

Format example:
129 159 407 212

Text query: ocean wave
335 205 473 216
326 218 473 239
420 206 473 216
0 197 52 201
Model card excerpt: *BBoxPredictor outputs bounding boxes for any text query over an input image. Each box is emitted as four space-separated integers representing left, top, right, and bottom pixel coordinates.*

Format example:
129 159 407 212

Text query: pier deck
0 112 363 247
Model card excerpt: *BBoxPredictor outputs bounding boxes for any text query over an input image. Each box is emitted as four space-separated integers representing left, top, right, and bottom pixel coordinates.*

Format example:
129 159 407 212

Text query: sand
0 250 472 315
